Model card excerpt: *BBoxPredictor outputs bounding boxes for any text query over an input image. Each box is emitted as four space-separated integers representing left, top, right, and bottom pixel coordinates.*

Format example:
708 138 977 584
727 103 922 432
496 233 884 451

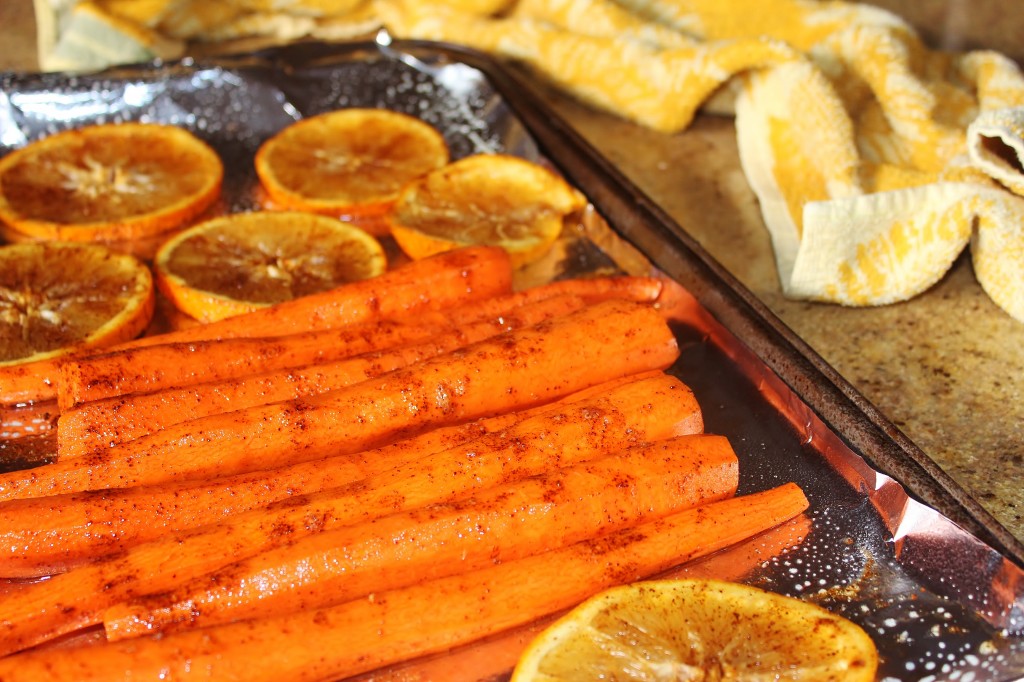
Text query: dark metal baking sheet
1 36 1022 681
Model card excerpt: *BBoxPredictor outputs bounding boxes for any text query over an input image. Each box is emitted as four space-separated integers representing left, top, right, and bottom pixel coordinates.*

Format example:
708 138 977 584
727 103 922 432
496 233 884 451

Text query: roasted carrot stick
349 506 815 682
0 373 701 577
1 246 513 407
105 435 739 639
54 318 451 412
0 374 696 647
55 294 590 458
344 616 556 682
2 368 663 544
0 433 731 655
0 485 808 680
0 299 679 502
54 274 662 411
506 274 662 307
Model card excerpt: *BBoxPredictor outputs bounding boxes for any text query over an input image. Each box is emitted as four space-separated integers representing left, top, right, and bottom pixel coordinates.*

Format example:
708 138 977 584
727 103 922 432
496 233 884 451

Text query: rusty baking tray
1 36 1023 681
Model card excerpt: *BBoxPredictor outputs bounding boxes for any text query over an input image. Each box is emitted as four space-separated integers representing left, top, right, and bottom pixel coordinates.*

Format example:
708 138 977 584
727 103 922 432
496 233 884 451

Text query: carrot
0 372 662 578
664 511 815 582
0 373 701 577
105 435 738 639
55 293 591 458
343 617 556 682
505 274 663 307
0 299 679 502
54 274 663 411
0 485 808 680
1 246 514 407
0 378 700 651
351 508 816 682
55 318 451 412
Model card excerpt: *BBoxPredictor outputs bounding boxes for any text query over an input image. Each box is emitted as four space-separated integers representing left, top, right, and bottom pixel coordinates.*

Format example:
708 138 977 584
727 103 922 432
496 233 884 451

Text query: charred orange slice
0 123 223 243
388 154 586 269
512 579 878 682
254 108 449 235
153 210 387 323
0 241 155 366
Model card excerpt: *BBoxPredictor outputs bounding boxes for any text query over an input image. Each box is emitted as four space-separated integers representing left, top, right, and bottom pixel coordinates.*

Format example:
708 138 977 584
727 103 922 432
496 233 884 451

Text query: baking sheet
1 36 1023 681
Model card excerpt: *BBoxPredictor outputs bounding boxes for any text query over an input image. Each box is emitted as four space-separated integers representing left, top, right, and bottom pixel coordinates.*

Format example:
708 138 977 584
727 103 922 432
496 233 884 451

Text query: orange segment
0 241 155 366
0 123 223 243
512 579 878 682
254 108 450 235
388 154 587 269
153 211 387 323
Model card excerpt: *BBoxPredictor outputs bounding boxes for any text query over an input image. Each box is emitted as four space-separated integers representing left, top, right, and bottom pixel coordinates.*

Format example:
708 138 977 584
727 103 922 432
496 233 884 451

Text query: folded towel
29 0 1024 322
380 0 1024 321
35 0 376 68
34 0 184 72
969 106 1024 196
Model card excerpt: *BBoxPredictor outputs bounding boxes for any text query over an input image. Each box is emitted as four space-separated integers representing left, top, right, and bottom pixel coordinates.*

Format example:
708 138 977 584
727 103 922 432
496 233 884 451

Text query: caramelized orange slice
0 241 155 366
153 211 387 323
512 579 878 682
0 123 223 243
254 108 449 235
388 154 586 268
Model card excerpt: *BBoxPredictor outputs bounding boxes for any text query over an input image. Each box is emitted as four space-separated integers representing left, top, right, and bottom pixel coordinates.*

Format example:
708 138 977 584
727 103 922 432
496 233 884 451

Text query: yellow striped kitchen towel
378 0 1024 322
32 0 1024 322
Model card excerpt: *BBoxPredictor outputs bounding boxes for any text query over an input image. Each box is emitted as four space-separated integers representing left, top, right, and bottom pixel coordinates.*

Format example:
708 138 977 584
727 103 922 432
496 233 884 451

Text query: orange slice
512 579 878 682
0 241 155 366
254 108 450 235
153 211 387 323
0 123 223 243
388 154 586 269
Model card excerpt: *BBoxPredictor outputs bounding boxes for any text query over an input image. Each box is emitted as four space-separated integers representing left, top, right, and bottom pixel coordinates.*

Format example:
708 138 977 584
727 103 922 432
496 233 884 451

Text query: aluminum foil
1 37 1022 682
